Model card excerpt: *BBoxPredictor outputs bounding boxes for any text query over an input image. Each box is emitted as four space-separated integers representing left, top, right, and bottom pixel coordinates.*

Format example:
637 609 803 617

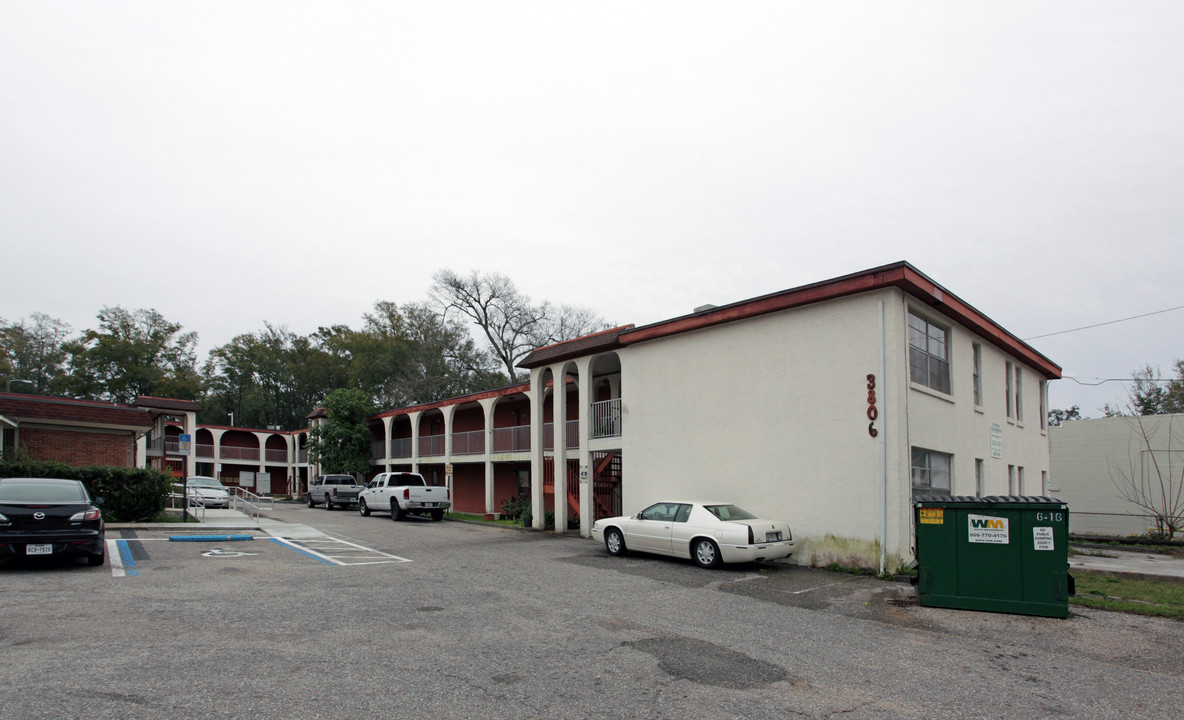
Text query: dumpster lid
913 495 1066 506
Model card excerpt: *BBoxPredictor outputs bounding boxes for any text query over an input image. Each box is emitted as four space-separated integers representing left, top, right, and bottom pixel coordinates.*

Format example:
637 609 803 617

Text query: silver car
185 476 230 509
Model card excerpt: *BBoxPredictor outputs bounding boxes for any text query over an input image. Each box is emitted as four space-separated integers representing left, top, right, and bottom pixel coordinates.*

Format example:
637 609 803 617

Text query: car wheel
87 552 105 567
430 509 443 522
359 498 371 517
605 528 627 556
306 494 316 508
394 504 407 521
324 498 333 510
692 538 721 568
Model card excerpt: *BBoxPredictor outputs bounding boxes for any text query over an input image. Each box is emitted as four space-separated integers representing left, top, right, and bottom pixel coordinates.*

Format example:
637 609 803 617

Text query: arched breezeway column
576 356 594 537
552 363 569 535
480 397 497 514
409 410 422 475
529 369 550 530
381 416 394 472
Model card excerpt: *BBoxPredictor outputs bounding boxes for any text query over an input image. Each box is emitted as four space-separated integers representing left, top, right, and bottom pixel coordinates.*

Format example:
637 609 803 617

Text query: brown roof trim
517 325 634 370
369 381 532 420
0 393 157 429
131 396 201 412
616 261 1061 380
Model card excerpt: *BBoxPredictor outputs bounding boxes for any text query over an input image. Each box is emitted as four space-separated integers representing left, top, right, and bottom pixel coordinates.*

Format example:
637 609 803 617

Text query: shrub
0 458 172 522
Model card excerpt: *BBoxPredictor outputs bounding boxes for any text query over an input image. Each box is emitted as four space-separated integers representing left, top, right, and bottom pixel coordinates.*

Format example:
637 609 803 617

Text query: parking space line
107 539 140 577
271 536 411 566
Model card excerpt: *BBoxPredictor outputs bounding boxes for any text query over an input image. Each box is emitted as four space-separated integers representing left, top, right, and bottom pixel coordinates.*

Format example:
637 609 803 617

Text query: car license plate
765 532 782 542
424 503 437 508
26 544 54 555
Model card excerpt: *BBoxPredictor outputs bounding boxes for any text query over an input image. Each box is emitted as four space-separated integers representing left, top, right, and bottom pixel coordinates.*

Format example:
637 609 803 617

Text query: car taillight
747 526 755 544
403 488 410 500
70 509 101 521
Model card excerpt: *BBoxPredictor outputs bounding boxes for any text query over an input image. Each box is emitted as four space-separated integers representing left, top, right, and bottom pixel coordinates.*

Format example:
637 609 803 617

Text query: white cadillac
591 501 795 568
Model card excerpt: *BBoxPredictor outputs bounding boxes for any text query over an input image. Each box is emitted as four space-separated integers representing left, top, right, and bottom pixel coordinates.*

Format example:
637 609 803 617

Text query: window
972 342 982 406
1008 465 1016 495
1015 367 1023 423
1005 362 1014 418
1041 470 1048 495
975 458 984 497
1018 466 1025 495
908 311 951 394
1040 380 1046 430
912 448 952 497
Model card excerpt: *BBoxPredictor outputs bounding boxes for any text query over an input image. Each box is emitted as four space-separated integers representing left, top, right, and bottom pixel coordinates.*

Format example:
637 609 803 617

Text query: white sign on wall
990 422 1003 459
968 514 1009 544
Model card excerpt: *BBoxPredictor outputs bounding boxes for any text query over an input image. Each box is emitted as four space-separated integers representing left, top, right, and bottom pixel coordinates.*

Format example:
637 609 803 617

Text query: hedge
0 458 173 522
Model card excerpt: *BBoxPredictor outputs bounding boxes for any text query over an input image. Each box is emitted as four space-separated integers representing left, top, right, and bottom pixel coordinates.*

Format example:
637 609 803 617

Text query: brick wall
20 426 136 467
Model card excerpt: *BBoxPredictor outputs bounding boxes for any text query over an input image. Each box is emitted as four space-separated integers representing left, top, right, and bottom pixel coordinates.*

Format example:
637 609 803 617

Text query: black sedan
0 477 105 566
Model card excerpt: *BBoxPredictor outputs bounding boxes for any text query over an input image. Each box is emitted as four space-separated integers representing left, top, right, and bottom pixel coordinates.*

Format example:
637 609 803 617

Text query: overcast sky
2 2 1182 416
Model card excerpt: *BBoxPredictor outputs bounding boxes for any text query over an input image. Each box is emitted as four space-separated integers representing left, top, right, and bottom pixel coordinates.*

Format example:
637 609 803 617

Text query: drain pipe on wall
879 300 888 576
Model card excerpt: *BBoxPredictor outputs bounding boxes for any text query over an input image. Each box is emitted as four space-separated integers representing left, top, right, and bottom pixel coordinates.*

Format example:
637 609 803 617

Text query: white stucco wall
1050 413 1184 516
619 288 1054 569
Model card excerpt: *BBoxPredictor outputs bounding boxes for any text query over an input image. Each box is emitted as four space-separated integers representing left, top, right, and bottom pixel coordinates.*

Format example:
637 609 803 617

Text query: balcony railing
492 424 531 453
451 429 485 455
219 446 260 462
542 420 579 451
196 443 215 458
265 448 287 463
418 434 445 457
591 398 622 438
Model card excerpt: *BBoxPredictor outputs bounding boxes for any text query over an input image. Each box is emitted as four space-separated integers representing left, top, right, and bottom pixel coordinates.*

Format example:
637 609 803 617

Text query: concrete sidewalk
1069 544 1184 581
109 508 324 539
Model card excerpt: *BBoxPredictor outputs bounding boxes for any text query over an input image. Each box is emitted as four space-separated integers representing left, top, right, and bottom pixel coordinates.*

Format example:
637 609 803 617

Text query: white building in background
1050 413 1184 536
517 261 1060 570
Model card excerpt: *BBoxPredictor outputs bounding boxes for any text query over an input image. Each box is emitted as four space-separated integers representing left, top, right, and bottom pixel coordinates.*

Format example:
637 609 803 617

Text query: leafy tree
0 313 72 394
1108 414 1184 539
306 388 375 476
430 269 608 380
1047 405 1083 427
1103 363 1184 417
57 307 201 403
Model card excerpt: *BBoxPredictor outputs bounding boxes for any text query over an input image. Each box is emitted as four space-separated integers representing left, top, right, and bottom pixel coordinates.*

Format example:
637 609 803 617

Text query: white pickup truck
358 472 452 521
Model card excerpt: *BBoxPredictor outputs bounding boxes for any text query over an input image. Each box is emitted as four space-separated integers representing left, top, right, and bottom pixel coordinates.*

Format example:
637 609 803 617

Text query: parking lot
3 504 1183 720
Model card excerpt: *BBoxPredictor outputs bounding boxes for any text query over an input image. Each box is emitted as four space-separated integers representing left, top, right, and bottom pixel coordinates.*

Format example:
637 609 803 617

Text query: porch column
480 398 497 514
576 356 593 538
552 363 568 535
530 371 546 530
409 411 422 475
382 416 394 472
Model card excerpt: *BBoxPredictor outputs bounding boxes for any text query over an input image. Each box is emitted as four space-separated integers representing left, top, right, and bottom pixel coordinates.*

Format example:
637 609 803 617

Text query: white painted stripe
107 539 126 577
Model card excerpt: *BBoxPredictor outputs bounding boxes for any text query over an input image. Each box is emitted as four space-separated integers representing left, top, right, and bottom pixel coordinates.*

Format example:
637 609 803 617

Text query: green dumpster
913 495 1072 618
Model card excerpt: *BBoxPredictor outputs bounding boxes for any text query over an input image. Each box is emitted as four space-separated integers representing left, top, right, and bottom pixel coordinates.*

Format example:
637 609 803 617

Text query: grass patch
1071 570 1184 619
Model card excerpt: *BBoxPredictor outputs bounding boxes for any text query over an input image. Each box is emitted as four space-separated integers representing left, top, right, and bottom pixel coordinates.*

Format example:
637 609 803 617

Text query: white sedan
184 476 230 509
591 501 795 568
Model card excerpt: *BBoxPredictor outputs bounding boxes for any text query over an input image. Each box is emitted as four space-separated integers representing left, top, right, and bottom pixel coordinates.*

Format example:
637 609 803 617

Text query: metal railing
451 429 485 455
492 424 531 453
219 446 261 461
591 399 622 438
542 421 579 451
230 486 273 522
418 434 445 457
167 484 206 523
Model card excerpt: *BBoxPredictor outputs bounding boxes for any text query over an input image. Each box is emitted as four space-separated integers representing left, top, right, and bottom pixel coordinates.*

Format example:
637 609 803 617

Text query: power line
1024 304 1184 340
1063 375 1176 386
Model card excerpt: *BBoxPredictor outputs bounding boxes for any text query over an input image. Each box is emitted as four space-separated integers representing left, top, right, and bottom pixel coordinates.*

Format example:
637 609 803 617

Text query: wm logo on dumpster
968 514 1009 544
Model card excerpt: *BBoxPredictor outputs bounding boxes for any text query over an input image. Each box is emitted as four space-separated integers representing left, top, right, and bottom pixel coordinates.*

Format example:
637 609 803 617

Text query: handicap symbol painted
201 548 260 558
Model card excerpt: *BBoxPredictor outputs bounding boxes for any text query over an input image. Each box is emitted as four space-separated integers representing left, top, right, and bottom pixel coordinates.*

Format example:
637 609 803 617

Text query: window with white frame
1015 367 1023 423
972 342 982 406
1040 380 1046 430
975 458 984 496
912 447 952 497
908 311 950 394
1008 464 1016 494
1005 362 1014 418
1018 466 1025 495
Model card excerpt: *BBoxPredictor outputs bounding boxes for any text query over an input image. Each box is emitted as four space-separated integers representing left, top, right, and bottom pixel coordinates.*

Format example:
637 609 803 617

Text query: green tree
0 313 72 394
1103 363 1184 417
1047 405 1083 426
57 307 202 403
306 388 375 476
430 269 608 381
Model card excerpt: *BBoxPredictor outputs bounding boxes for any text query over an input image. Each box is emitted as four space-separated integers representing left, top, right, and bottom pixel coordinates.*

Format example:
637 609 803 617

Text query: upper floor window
1015 367 1023 423
972 342 982 406
908 311 950 394
1005 362 1014 418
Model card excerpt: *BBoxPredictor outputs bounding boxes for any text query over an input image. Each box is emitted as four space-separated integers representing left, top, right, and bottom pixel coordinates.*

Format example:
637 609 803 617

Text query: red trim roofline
616 262 1060 380
370 381 532 420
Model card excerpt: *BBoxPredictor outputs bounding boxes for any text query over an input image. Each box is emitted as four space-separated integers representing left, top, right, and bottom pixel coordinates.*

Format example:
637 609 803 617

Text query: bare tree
1108 414 1184 539
431 270 608 381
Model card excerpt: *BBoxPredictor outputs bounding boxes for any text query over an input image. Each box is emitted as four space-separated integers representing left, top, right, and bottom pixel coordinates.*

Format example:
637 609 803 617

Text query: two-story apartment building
360 262 1060 570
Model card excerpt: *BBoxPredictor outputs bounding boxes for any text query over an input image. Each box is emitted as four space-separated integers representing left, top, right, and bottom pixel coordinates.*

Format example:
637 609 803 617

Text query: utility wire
1024 304 1184 340
1062 376 1175 386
